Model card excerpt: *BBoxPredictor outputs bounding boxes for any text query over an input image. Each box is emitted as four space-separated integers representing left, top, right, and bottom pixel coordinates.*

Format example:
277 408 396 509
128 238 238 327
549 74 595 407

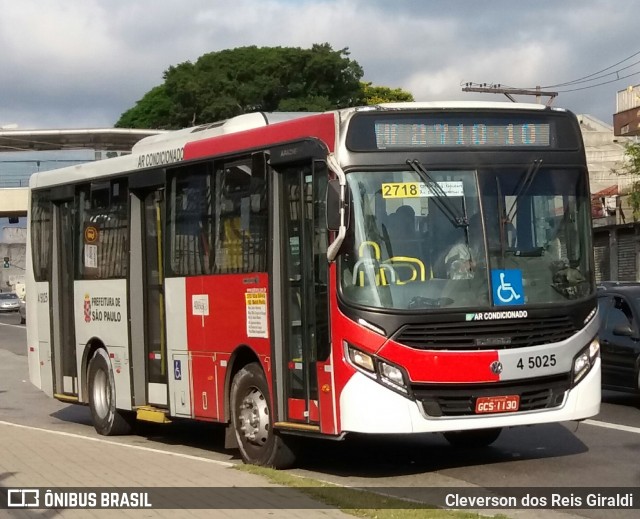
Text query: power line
555 69 640 93
465 50 640 101
546 59 640 90
542 49 640 88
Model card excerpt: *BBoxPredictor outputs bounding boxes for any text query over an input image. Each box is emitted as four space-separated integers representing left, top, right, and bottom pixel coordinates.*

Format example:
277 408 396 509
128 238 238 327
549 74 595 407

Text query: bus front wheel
443 427 502 448
230 362 297 469
87 349 134 436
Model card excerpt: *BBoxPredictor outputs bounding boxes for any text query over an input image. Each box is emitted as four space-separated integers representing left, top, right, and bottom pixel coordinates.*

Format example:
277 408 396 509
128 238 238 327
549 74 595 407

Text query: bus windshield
339 166 593 311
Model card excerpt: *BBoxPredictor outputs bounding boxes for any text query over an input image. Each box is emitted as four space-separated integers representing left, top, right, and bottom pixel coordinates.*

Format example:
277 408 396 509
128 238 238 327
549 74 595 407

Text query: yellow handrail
358 241 381 260
384 256 427 284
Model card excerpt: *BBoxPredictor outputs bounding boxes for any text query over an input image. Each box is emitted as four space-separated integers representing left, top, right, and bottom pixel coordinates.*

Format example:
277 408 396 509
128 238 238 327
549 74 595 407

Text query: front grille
394 315 577 350
413 374 570 417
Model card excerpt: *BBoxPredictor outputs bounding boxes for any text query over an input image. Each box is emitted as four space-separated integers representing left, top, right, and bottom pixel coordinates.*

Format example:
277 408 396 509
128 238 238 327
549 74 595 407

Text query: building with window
613 84 640 137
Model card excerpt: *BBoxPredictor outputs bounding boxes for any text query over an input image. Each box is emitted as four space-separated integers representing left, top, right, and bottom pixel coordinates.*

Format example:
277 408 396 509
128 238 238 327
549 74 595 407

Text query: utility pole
462 83 558 106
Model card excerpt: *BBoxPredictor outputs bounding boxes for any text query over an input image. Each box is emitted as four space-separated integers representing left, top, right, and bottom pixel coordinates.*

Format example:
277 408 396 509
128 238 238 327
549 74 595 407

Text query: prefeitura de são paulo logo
84 294 91 323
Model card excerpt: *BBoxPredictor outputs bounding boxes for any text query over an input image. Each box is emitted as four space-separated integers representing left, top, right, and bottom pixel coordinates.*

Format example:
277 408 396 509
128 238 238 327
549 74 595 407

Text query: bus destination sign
374 121 551 149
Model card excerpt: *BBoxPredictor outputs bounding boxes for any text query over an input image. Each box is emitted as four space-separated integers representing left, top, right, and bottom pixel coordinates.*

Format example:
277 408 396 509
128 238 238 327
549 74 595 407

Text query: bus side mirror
326 179 350 231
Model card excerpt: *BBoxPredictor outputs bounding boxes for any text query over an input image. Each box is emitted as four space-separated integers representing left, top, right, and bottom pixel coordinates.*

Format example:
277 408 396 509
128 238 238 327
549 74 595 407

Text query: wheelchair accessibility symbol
491 269 524 306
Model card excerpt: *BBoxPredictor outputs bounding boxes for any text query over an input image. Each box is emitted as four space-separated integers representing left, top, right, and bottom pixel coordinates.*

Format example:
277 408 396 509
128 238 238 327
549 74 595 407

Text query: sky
1 0 639 130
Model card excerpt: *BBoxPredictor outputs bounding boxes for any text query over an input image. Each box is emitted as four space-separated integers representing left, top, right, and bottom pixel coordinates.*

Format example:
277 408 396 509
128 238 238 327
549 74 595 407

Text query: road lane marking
3 418 639 474
0 420 234 467
583 418 640 434
0 322 25 329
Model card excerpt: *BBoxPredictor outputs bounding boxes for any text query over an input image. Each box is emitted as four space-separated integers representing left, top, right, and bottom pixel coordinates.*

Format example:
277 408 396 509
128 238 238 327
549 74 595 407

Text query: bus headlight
346 343 410 395
379 361 409 394
572 338 600 385
347 345 375 373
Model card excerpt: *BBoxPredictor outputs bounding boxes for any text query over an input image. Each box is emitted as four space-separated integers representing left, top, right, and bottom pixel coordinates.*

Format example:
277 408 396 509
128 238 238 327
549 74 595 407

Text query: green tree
116 44 365 129
117 85 173 129
361 82 414 104
619 143 640 220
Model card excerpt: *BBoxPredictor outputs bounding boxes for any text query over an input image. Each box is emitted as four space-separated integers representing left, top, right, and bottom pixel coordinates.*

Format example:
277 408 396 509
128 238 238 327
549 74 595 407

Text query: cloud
0 0 637 128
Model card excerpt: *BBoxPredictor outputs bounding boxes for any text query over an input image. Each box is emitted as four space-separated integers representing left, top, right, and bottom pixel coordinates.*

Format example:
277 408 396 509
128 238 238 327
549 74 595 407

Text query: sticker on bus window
491 269 524 306
192 294 209 316
381 181 463 199
84 225 99 243
84 244 98 269
245 288 269 338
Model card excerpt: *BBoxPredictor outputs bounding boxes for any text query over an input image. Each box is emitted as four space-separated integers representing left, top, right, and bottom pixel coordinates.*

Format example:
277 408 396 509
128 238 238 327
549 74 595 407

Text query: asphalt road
1 311 639 518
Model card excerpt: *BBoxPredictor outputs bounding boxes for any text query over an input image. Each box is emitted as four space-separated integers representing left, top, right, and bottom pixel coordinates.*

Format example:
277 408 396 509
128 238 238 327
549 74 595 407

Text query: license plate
475 395 520 414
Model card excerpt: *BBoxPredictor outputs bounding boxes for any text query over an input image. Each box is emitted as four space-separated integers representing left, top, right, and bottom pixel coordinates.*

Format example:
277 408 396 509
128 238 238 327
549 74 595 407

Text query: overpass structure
0 187 28 218
0 127 164 217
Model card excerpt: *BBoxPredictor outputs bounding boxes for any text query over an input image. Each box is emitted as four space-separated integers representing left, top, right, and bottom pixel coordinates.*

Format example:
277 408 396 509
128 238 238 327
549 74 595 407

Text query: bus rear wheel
443 427 502 448
87 349 134 436
230 362 297 469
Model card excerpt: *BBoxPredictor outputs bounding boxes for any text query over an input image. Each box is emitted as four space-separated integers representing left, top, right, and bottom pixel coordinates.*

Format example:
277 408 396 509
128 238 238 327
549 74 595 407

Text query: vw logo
490 361 503 375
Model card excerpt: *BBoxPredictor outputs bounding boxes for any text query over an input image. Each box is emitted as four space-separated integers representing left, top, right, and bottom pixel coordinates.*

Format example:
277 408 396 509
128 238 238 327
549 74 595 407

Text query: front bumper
339 358 600 434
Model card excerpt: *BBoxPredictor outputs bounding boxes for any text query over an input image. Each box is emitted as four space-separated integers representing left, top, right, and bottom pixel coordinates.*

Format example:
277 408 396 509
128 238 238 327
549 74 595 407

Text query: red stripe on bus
379 341 501 383
183 113 336 160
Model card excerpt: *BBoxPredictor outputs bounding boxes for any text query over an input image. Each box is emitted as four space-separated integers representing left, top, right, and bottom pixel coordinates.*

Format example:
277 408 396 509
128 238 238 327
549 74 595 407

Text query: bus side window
77 179 129 280
214 157 268 274
30 191 53 282
168 165 214 276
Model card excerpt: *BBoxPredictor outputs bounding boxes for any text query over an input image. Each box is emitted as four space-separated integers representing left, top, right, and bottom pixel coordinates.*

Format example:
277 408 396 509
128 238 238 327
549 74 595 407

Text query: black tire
20 316 25 324
87 349 134 436
443 427 502 448
230 362 297 469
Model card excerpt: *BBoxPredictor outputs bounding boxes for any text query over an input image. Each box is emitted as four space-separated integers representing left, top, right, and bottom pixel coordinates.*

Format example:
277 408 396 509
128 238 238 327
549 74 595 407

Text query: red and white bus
26 102 601 468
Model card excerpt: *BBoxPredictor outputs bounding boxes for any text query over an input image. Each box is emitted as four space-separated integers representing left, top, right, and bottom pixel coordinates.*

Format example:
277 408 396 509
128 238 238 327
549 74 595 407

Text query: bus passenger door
51 199 78 397
276 161 328 426
143 189 169 405
129 186 168 408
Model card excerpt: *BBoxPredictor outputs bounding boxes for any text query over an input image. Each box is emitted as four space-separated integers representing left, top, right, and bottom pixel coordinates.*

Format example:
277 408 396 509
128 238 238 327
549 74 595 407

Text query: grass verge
236 464 508 519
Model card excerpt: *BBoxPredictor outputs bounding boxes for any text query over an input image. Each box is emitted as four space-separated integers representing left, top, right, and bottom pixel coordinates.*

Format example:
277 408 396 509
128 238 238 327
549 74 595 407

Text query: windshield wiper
406 159 467 227
505 159 543 223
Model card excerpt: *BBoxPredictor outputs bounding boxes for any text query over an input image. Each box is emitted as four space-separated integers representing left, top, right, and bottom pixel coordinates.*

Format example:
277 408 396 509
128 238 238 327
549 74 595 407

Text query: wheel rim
92 368 111 419
237 387 270 446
